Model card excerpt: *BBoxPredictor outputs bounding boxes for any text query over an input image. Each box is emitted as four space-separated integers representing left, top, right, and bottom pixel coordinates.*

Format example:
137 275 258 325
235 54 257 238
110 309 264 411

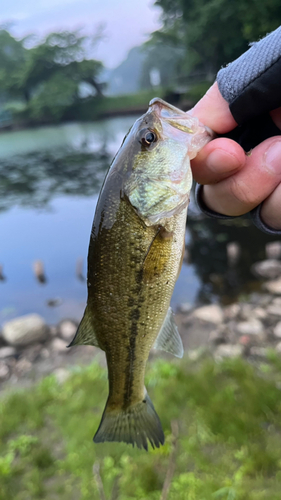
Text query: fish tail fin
93 392 165 451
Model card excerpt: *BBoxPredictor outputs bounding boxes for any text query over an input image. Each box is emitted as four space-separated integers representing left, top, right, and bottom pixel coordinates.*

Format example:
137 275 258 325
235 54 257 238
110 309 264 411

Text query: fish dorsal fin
153 307 183 358
67 306 101 349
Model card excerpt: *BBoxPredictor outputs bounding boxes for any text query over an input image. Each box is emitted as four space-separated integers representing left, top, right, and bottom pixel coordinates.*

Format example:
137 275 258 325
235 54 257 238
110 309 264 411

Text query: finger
201 138 281 216
270 106 281 130
190 82 237 133
191 138 246 185
261 183 281 230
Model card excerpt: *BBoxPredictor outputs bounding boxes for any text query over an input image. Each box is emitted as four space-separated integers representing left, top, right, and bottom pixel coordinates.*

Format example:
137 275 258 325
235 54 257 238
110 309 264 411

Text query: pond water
0 117 279 327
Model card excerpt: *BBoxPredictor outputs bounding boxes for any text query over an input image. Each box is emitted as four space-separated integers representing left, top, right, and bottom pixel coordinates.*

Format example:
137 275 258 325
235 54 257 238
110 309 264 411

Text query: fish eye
140 129 157 147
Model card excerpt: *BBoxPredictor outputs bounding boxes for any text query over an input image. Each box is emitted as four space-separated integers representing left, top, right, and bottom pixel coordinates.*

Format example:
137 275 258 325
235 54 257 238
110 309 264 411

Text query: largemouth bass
69 98 212 450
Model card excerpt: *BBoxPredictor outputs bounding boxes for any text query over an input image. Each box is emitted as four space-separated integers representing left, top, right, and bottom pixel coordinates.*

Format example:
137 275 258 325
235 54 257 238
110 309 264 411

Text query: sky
0 0 162 68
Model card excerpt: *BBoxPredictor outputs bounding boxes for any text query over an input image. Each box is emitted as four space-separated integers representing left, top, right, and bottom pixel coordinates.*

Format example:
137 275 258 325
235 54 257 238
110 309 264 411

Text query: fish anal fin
143 227 173 282
154 307 183 358
68 306 101 348
94 392 164 451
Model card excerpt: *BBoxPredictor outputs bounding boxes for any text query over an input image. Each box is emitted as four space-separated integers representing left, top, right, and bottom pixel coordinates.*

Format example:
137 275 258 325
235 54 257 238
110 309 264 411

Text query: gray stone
15 358 32 375
273 322 281 339
252 307 267 320
236 319 264 336
226 242 241 266
264 278 281 295
209 326 227 344
0 347 16 359
192 304 224 324
214 344 243 360
50 338 68 353
251 259 281 280
250 294 272 307
265 241 281 260
177 302 193 314
2 314 48 346
53 368 70 384
0 361 9 381
266 305 281 317
58 320 77 341
239 304 254 321
224 304 240 320
275 342 281 354
249 346 268 358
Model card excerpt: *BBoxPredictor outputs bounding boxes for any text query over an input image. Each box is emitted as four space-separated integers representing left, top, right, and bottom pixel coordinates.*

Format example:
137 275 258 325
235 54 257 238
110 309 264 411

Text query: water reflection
0 117 280 326
186 215 278 305
0 147 111 212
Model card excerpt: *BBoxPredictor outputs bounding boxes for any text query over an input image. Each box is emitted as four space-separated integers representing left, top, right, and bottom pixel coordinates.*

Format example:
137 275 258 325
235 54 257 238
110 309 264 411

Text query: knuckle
228 176 259 207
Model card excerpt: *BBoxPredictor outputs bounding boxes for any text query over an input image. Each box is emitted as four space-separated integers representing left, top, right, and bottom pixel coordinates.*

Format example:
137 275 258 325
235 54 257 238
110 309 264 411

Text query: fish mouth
149 97 214 138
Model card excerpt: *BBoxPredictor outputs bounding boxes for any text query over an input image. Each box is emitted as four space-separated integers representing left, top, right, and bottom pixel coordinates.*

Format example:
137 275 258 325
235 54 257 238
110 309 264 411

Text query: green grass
1 354 281 499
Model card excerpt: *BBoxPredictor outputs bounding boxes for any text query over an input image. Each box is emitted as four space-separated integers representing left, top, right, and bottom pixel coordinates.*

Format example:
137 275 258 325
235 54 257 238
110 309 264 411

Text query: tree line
0 29 104 123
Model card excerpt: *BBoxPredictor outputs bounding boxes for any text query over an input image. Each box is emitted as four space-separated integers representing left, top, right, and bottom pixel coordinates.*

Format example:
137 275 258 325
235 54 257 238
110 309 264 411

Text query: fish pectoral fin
143 226 172 282
153 307 183 358
67 306 101 348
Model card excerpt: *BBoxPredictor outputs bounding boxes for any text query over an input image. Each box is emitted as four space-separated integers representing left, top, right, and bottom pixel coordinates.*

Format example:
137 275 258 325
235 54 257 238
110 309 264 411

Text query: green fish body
69 98 212 450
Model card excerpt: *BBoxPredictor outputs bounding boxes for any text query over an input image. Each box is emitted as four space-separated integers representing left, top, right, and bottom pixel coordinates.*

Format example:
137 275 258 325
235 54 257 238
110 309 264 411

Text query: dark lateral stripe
123 268 143 408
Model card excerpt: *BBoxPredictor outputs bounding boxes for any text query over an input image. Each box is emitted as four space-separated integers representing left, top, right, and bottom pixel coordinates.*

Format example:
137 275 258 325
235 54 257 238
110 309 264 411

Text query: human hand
190 82 281 230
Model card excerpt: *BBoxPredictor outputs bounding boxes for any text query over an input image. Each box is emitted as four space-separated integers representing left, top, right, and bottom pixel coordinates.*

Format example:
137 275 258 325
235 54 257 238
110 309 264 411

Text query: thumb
190 82 237 134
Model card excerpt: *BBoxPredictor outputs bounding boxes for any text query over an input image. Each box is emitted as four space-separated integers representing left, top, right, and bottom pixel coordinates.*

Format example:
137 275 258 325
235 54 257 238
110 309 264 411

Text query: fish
69 98 213 450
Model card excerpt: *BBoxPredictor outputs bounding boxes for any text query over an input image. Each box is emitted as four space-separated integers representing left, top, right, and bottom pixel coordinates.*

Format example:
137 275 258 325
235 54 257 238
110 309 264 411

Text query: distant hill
101 46 145 96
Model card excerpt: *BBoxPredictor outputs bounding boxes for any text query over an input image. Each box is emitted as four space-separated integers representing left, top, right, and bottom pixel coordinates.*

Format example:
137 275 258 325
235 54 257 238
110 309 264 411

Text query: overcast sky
0 0 162 68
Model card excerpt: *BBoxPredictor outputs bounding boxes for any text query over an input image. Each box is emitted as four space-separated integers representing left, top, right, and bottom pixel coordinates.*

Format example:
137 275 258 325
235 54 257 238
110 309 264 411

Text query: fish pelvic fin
67 306 101 348
94 392 165 451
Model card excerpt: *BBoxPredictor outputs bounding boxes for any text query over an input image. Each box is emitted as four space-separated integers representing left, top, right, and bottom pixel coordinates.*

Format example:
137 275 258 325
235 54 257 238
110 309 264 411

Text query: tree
153 0 281 76
0 30 27 99
0 29 104 122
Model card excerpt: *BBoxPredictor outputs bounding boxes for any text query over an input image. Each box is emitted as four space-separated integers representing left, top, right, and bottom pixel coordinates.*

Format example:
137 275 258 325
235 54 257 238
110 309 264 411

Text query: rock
249 294 272 307
0 347 16 359
273 322 281 339
15 359 32 375
49 325 58 337
224 304 240 320
236 319 264 336
275 342 281 354
251 259 281 280
2 314 48 346
209 326 227 344
0 361 10 381
266 305 281 317
214 344 244 360
253 307 267 320
265 241 281 260
239 304 254 321
226 242 241 266
53 368 70 384
50 338 68 354
264 278 281 294
58 320 77 341
192 304 223 324
40 348 50 359
187 347 208 361
249 346 268 358
177 302 193 314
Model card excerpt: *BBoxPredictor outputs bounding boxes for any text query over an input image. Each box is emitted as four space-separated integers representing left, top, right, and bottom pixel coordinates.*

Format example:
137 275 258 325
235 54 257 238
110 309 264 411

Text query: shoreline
1 287 281 392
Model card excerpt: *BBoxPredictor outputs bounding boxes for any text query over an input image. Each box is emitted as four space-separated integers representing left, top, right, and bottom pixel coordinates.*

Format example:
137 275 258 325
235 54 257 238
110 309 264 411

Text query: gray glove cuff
195 184 281 235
